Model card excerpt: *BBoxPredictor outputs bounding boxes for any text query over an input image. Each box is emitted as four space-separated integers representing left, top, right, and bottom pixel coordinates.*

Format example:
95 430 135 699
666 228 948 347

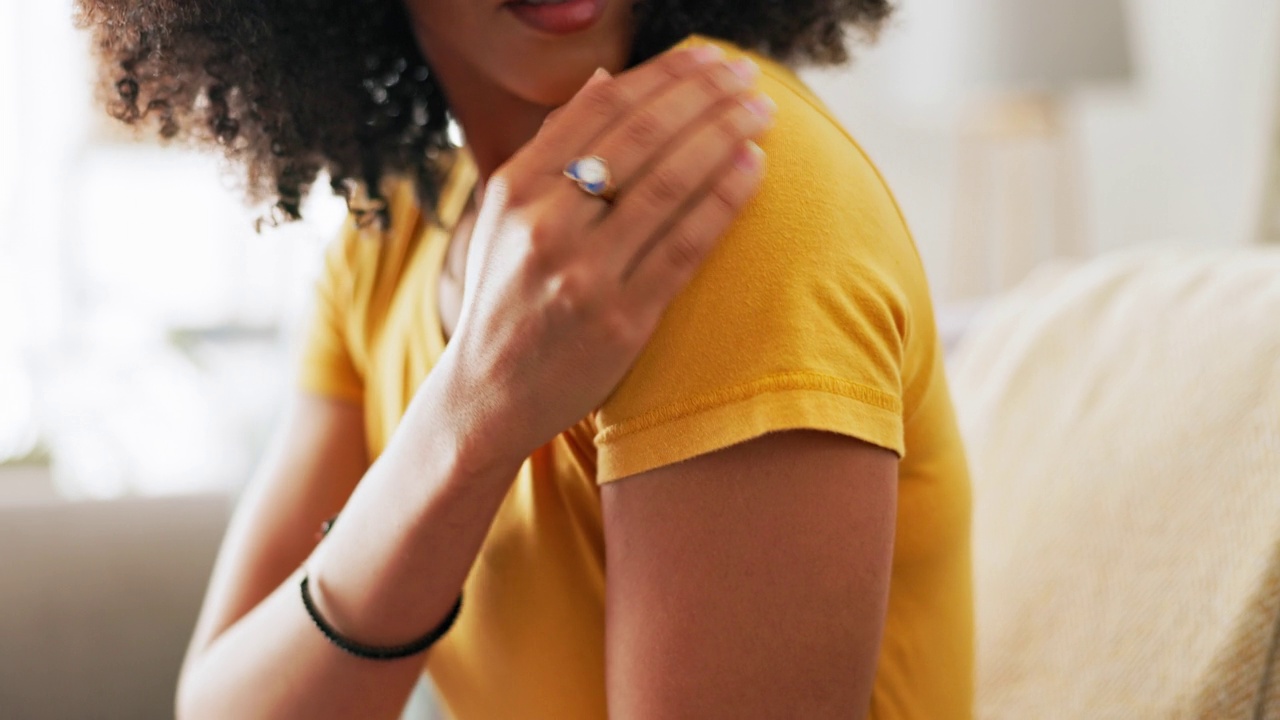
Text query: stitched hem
594 377 904 484
596 371 900 444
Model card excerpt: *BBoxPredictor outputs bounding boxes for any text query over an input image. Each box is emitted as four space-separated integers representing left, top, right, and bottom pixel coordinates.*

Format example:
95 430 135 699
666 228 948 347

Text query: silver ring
564 155 618 203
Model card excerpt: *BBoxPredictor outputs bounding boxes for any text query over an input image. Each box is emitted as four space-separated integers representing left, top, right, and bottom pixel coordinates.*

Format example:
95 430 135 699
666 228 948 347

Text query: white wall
803 0 1280 301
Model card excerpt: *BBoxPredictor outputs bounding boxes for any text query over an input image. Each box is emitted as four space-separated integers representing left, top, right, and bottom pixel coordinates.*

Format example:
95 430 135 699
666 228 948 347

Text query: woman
79 0 973 717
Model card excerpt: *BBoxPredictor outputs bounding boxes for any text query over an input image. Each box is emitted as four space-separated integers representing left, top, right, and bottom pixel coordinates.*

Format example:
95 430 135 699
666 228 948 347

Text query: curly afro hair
75 0 892 227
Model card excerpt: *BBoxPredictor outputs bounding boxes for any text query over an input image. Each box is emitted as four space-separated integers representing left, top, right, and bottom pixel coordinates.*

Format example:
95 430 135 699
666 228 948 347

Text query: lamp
947 0 1131 96
924 0 1134 297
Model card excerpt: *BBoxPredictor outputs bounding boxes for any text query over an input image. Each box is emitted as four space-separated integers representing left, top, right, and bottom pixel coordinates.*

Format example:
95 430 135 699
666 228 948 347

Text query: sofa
0 492 234 719
0 485 442 719
951 246 1280 718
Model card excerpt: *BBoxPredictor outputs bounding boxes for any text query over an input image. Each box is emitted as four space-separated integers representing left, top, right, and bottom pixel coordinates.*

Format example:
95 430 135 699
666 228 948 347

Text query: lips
504 0 606 35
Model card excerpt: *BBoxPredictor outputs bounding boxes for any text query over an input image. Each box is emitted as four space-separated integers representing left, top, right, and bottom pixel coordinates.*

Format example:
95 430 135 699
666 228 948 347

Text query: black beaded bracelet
300 574 462 660
302 513 462 660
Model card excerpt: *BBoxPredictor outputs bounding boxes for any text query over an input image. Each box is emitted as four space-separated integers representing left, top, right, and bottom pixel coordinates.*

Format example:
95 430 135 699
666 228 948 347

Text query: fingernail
689 45 725 64
735 141 765 171
586 67 611 86
728 59 760 83
743 92 777 119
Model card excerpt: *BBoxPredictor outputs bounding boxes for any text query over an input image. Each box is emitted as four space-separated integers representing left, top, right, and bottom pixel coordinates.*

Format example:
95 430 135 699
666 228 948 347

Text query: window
1 0 346 499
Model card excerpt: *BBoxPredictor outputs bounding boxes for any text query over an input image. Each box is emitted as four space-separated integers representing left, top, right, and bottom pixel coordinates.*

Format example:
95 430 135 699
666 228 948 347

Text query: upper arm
181 393 369 671
594 45 919 717
602 430 897 719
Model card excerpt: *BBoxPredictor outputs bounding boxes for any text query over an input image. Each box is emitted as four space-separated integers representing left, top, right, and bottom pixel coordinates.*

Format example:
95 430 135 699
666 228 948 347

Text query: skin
175 1 898 718
406 0 637 176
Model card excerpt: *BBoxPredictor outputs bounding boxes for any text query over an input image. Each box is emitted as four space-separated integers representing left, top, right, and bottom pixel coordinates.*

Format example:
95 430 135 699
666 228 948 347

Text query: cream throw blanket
949 248 1280 719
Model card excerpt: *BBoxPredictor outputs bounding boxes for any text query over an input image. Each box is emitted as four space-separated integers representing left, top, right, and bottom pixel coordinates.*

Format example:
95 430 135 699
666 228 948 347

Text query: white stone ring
564 155 618 204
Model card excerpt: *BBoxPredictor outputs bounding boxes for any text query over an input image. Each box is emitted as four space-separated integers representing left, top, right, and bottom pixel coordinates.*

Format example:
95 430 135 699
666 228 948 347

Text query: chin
505 65 607 108
491 4 634 107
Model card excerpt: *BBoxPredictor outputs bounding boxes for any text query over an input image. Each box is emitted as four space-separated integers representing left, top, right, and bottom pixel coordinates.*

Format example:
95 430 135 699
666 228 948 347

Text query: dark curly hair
74 0 892 227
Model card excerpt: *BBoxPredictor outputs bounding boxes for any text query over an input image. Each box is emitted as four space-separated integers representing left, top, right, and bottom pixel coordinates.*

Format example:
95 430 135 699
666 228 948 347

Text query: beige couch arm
949 248 1280 719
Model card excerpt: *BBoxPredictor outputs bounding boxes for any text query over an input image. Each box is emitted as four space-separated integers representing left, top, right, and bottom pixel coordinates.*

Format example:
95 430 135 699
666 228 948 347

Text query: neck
447 86 549 184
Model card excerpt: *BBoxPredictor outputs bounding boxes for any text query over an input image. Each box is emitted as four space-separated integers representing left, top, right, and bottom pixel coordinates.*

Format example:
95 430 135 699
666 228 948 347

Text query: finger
586 57 761 191
540 68 610 132
546 58 762 231
595 91 776 277
621 141 766 313
530 44 726 162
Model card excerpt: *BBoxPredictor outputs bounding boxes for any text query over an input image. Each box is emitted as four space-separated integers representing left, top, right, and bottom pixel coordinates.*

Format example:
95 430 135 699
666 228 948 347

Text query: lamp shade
949 0 1133 94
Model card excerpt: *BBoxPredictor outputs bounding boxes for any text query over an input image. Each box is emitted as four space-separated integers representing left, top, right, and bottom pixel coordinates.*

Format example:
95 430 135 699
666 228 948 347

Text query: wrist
418 346 531 483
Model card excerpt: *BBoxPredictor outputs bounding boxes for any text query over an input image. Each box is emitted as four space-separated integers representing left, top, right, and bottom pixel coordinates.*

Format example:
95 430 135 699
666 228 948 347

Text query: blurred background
5 0 1280 499
4 0 1279 497
2 0 1279 718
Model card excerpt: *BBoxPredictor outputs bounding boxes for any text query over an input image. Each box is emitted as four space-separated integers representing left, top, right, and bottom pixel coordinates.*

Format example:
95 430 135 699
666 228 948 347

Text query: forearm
177 349 525 720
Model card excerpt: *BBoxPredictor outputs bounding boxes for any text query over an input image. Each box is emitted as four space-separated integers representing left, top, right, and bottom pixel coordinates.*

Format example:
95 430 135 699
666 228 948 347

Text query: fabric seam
594 371 900 445
746 48 932 420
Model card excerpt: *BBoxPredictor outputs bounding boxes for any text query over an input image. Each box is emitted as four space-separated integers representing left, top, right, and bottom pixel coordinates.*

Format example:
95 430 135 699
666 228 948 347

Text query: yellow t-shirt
300 36 973 720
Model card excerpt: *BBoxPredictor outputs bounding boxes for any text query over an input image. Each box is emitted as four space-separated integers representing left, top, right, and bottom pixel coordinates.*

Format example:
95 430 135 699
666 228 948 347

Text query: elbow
174 655 209 720
174 693 194 720
174 677 196 720
176 679 221 720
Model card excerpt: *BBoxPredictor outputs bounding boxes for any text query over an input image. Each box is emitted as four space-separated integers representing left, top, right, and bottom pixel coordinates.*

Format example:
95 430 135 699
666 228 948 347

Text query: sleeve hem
298 372 364 405
594 373 904 484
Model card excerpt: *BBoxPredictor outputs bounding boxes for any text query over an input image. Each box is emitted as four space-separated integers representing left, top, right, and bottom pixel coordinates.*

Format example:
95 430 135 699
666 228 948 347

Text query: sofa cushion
949 248 1280 718
0 494 232 720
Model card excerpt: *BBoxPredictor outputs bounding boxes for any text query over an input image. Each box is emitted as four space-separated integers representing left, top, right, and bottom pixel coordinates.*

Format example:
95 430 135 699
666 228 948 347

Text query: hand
437 46 775 471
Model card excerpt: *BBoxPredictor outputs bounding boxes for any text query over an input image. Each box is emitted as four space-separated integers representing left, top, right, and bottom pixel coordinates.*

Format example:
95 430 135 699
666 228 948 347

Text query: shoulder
660 36 927 350
326 152 474 281
316 176 435 316
677 36 921 298
325 179 421 268
593 42 929 475
680 37 912 245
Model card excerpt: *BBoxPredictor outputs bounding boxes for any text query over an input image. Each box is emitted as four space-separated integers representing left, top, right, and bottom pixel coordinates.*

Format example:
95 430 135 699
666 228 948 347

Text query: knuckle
490 167 533 207
709 176 743 214
728 100 762 134
658 47 701 77
600 311 641 350
486 169 518 204
582 81 628 119
527 218 562 258
712 113 746 145
662 226 707 271
695 64 736 97
546 271 597 321
643 166 691 207
622 108 665 148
